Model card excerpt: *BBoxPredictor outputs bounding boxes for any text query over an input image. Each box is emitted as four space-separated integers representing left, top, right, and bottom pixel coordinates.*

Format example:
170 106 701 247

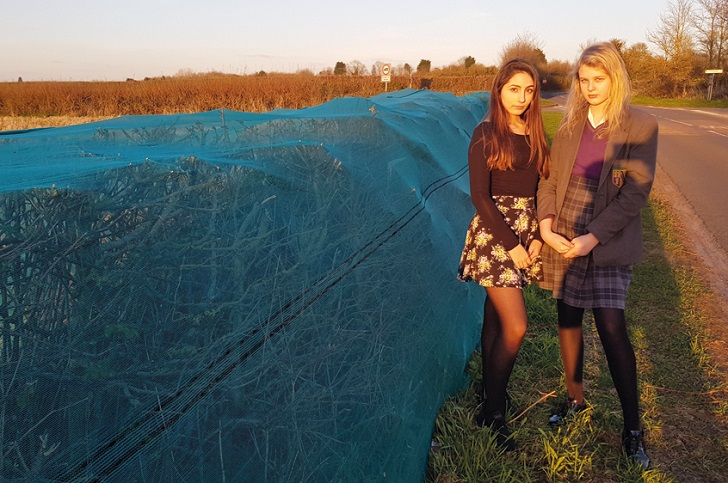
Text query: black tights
481 287 527 415
557 299 640 431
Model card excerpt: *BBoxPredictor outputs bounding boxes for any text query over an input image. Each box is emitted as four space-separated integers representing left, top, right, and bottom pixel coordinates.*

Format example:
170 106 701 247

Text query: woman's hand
539 216 573 254
543 232 574 254
528 239 543 259
563 233 599 259
508 244 533 270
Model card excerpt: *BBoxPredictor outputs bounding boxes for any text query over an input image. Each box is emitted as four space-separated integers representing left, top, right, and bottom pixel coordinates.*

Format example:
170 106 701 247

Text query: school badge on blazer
612 168 626 188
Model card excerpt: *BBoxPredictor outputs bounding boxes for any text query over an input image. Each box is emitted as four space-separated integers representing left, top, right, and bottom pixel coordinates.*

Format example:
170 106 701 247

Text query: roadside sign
706 69 723 100
381 63 391 91
381 63 391 83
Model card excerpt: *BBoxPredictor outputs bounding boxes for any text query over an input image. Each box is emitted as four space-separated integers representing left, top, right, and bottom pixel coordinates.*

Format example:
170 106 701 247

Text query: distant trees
371 61 384 76
331 60 368 75
647 0 698 96
333 62 347 75
621 42 662 94
175 68 195 77
648 0 695 60
499 32 547 72
641 0 728 97
499 32 572 89
542 60 572 90
693 0 728 68
320 0 728 99
348 60 366 76
389 63 413 77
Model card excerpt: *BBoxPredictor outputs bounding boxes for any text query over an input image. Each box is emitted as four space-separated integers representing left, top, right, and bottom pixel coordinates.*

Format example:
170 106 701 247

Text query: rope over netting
0 88 489 482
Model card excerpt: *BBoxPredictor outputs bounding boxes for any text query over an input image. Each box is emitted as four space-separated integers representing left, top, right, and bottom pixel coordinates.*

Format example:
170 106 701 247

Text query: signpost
706 69 723 101
381 63 391 91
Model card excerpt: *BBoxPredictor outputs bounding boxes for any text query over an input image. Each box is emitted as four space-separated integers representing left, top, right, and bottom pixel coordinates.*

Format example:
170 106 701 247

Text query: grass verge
427 114 728 482
632 95 728 109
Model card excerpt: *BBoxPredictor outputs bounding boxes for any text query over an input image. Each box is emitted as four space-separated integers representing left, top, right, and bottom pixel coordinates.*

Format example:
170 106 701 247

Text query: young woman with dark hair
458 58 550 451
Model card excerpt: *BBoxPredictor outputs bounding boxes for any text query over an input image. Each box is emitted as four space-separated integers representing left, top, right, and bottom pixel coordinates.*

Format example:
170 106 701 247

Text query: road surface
638 105 728 256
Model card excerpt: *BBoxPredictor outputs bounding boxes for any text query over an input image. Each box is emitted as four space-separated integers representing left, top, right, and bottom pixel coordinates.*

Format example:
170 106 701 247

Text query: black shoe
473 405 489 427
548 397 587 426
479 411 516 452
477 389 518 416
623 429 650 469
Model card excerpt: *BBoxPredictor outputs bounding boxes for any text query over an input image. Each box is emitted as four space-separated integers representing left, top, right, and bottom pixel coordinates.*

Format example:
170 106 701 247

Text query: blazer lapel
598 112 631 188
561 112 587 179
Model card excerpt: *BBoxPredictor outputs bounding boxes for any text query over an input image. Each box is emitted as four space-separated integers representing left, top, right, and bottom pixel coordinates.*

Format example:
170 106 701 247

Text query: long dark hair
477 58 550 177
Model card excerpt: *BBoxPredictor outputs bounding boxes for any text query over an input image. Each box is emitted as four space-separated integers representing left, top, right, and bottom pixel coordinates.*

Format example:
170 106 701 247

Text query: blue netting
0 88 489 482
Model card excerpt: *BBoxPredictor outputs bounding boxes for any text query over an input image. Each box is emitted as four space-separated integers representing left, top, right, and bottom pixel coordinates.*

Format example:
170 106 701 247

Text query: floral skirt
457 196 542 288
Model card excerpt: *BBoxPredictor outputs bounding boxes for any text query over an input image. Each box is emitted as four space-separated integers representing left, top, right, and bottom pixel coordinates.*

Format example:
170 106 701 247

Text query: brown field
0 74 494 119
0 115 112 131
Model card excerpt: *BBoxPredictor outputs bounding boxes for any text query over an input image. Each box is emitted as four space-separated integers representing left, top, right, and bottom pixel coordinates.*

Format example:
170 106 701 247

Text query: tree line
324 0 728 99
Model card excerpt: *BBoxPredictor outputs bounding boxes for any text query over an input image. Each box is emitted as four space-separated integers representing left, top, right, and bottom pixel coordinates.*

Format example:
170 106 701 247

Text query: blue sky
1 0 668 81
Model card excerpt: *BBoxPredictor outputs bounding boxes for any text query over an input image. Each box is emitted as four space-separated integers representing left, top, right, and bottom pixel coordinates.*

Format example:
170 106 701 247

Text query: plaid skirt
540 176 632 309
457 196 542 289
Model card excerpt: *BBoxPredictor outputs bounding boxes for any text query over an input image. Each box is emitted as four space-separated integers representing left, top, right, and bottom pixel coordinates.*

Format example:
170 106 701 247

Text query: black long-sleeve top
467 122 541 251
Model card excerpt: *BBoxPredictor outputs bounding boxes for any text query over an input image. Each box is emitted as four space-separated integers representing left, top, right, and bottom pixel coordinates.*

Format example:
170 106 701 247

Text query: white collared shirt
588 108 606 128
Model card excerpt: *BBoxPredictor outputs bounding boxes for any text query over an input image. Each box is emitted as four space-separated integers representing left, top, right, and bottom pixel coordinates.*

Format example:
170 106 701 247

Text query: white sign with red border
381 63 391 83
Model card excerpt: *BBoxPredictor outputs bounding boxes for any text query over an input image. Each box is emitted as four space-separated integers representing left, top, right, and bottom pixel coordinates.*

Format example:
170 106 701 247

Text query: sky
0 0 670 82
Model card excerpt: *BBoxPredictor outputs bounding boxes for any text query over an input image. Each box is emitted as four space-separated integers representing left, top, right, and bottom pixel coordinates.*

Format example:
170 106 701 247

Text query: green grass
541 112 562 145
426 113 728 482
632 95 728 109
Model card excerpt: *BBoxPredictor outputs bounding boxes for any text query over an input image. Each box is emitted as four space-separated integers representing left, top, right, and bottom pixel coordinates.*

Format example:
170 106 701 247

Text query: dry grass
0 116 111 131
0 74 494 118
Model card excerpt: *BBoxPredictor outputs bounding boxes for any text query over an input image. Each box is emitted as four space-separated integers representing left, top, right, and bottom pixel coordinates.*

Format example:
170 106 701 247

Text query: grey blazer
537 107 659 266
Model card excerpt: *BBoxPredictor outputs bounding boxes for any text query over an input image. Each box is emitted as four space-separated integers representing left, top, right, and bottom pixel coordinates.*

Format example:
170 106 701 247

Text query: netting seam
55 161 470 481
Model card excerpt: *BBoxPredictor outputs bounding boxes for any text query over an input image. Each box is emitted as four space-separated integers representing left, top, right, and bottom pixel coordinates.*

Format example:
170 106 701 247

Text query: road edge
651 161 728 375
652 162 728 302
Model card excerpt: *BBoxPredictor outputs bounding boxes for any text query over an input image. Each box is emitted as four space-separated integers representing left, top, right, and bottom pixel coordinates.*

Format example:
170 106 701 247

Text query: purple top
572 122 607 180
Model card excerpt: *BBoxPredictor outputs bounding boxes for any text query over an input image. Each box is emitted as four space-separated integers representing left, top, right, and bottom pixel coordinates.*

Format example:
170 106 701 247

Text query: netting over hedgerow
0 89 489 482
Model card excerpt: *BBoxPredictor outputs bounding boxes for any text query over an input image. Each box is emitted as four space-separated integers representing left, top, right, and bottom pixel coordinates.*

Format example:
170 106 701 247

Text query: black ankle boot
477 390 517 417
622 429 650 469
481 411 516 452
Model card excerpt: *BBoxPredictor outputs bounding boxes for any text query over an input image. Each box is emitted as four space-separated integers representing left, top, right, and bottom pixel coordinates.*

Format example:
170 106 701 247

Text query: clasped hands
543 231 599 259
508 240 543 270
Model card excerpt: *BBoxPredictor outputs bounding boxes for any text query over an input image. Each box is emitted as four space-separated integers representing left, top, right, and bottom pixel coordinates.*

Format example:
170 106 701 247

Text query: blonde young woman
537 42 658 469
458 59 550 451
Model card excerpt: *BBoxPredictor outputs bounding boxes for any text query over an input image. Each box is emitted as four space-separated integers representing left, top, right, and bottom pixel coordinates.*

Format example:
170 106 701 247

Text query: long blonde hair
477 58 550 177
560 42 632 138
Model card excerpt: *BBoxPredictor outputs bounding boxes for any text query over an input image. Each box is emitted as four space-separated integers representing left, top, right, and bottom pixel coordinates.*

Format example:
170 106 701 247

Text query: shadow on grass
628 198 728 482
427 198 728 482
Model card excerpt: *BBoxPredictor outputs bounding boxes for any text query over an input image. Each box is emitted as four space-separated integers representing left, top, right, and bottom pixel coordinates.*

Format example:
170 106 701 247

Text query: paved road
544 94 728 257
637 105 728 255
